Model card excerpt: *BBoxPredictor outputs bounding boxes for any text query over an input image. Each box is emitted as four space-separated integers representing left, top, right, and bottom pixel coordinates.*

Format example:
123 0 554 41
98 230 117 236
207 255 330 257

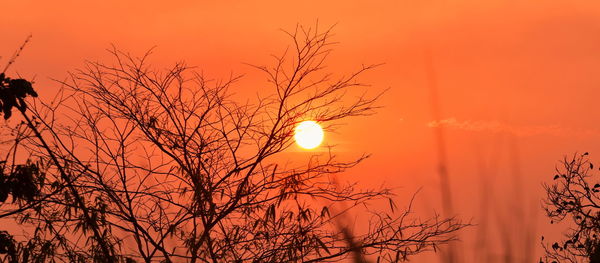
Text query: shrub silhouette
542 153 600 263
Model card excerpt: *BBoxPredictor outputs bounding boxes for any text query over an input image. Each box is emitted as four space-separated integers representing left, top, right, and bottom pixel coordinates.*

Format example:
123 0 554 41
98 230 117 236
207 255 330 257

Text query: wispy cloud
428 118 600 137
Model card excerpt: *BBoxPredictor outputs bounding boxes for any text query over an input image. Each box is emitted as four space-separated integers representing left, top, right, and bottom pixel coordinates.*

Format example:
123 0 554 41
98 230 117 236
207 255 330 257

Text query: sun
294 121 324 150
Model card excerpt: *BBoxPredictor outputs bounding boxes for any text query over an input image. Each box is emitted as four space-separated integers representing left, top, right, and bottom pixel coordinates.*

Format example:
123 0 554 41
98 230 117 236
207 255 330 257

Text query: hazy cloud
428 118 599 137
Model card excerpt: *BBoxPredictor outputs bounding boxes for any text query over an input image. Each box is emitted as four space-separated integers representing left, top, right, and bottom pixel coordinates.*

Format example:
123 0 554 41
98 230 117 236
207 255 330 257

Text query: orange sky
3 1 600 261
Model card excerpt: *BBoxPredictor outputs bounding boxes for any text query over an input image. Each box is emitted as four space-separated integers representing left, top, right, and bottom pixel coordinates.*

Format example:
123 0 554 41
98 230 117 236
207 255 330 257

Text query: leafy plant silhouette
542 153 600 263
0 73 38 119
0 37 116 262
0 37 51 263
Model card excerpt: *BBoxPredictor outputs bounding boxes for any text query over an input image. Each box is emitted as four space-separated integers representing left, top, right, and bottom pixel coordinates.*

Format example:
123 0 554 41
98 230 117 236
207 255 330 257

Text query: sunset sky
3 1 600 261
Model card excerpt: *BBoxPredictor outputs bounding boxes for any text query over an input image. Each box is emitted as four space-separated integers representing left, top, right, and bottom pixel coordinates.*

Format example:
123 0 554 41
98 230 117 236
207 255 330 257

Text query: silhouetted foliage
542 153 600 263
0 35 36 120
0 161 43 203
0 74 38 119
0 37 116 262
0 231 17 262
1 26 467 262
0 38 66 263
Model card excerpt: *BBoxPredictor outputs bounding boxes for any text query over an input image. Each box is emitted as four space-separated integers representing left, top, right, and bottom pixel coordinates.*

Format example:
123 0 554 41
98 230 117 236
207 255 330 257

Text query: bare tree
1 26 466 262
542 153 600 263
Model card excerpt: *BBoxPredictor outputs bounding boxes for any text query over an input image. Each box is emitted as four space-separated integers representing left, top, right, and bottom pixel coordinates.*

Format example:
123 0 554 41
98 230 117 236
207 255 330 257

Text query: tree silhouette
1 26 466 262
542 153 600 263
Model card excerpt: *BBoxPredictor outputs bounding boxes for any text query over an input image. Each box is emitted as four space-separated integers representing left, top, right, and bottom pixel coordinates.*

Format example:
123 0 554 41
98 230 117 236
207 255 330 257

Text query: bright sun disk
294 121 324 149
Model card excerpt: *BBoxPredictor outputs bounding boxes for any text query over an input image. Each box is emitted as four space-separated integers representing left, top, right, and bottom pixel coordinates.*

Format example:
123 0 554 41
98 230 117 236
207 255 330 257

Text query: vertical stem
424 48 456 263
